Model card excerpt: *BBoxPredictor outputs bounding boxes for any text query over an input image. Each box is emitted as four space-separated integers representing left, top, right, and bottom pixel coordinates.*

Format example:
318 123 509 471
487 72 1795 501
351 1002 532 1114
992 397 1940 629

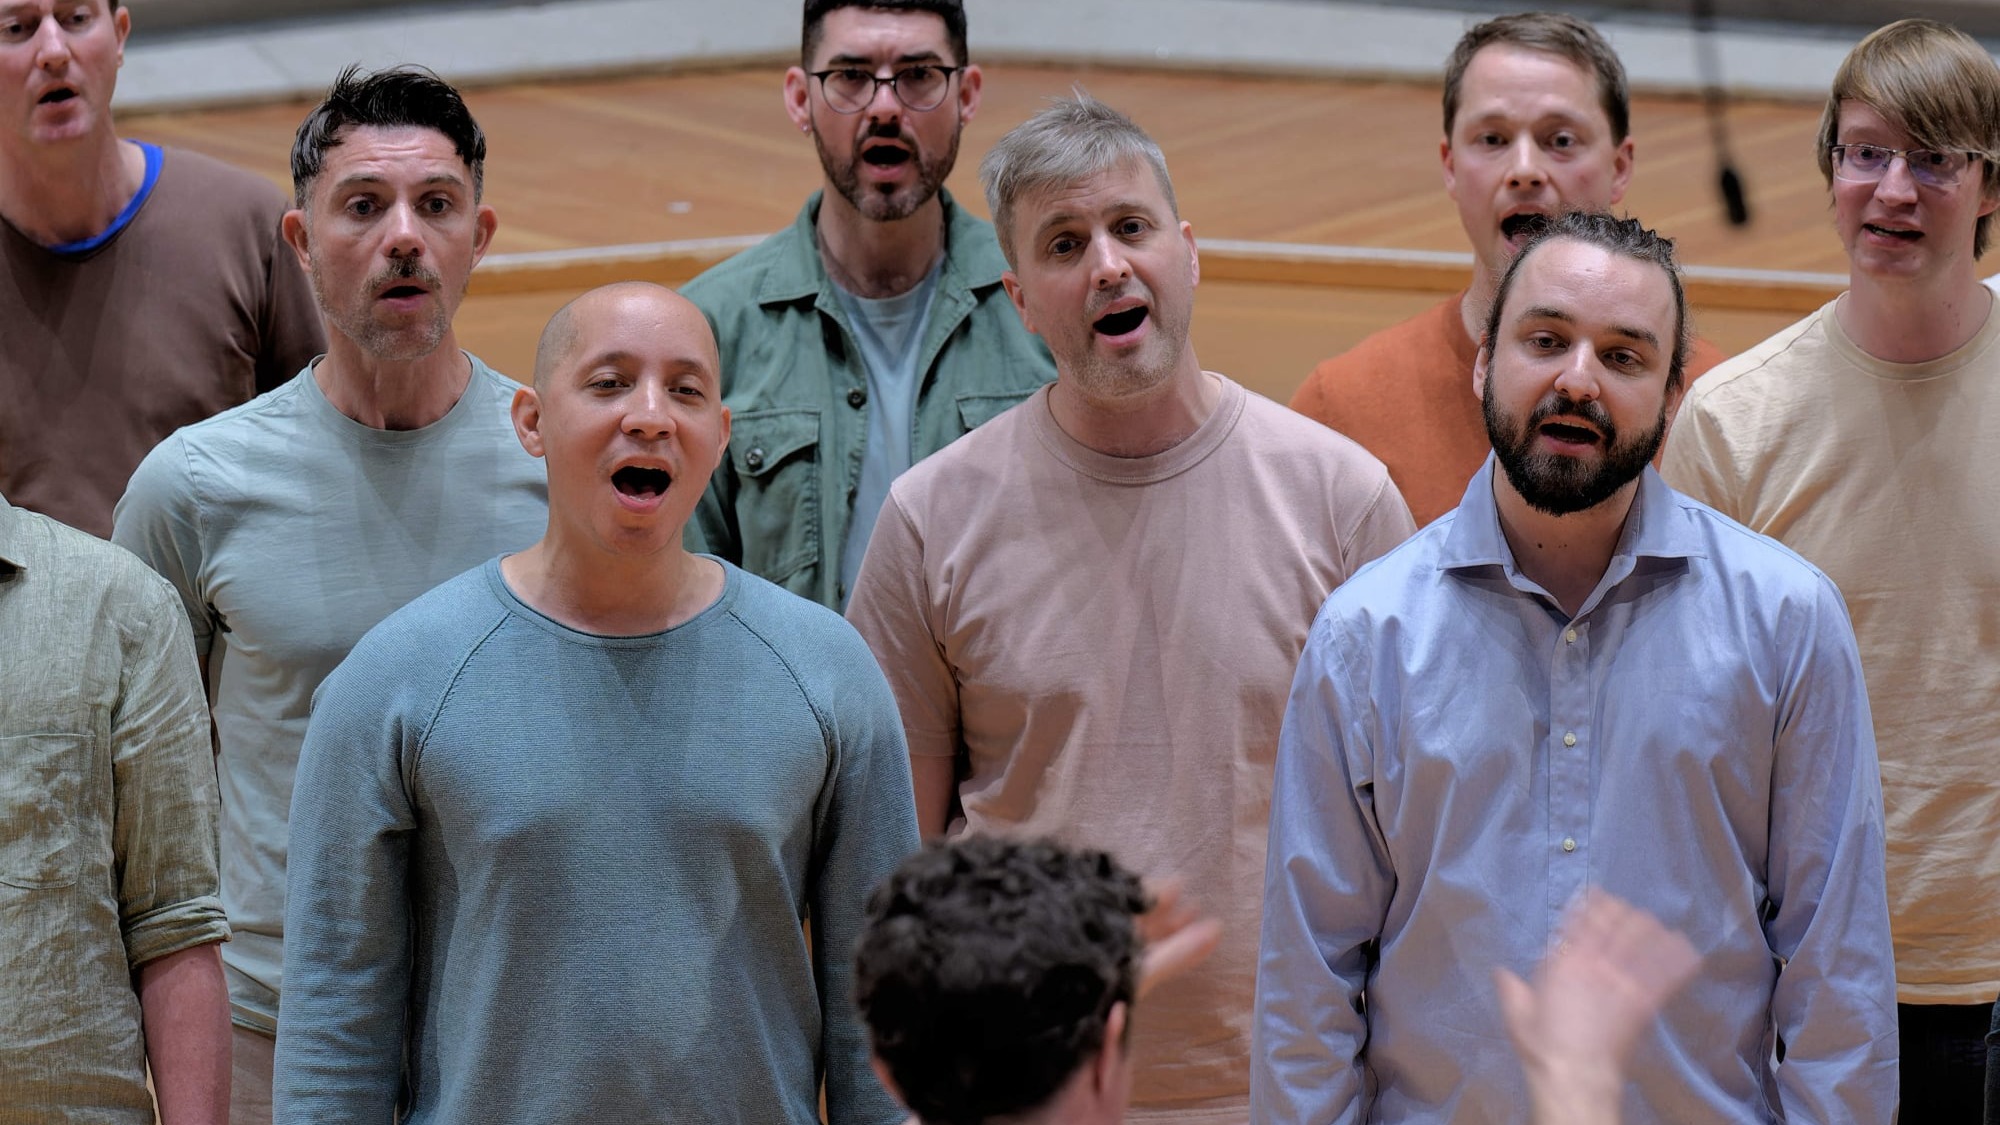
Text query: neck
1491 473 1637 618
816 188 946 298
0 133 145 246
500 536 723 636
1048 362 1222 458
1838 271 1993 363
1460 263 1503 346
314 335 474 430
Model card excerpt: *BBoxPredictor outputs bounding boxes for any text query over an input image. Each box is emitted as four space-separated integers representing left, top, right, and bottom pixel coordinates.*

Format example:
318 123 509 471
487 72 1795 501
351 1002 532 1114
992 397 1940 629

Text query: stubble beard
817 121 961 223
312 258 455 363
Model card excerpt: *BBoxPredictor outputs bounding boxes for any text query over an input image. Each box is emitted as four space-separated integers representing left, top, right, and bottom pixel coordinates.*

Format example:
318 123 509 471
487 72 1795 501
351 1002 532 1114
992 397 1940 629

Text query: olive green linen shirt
0 494 226 1125
680 189 1056 609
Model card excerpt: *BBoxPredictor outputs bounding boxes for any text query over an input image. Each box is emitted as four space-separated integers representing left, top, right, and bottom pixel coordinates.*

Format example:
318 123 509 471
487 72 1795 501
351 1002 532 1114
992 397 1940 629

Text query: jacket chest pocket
0 732 87 890
728 408 823 591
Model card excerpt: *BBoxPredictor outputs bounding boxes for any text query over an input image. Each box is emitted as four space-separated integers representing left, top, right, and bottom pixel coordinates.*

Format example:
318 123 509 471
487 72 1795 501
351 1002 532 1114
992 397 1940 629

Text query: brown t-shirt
847 377 1415 1123
1289 292 1725 527
0 145 324 536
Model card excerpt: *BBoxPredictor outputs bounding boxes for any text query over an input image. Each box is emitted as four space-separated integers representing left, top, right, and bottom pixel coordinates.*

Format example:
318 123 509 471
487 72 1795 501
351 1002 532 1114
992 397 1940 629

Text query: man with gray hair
846 94 1413 1123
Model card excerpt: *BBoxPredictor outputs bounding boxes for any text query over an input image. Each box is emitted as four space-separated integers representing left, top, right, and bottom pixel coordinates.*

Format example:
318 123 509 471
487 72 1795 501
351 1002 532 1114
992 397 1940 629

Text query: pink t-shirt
847 375 1414 1123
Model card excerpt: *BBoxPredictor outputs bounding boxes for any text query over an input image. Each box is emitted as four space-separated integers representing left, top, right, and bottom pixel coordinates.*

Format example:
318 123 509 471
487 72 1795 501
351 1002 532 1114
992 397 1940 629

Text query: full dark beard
1483 376 1666 516
817 123 960 223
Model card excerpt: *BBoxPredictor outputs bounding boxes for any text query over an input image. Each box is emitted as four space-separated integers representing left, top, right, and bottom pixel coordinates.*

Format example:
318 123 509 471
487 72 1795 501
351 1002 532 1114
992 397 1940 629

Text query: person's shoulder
719 563 880 679
345 563 506 673
1677 305 1827 417
887 391 1041 503
1237 384 1396 482
12 506 180 609
124 372 315 497
1662 486 1844 602
678 209 812 311
153 145 292 219
1307 297 1462 386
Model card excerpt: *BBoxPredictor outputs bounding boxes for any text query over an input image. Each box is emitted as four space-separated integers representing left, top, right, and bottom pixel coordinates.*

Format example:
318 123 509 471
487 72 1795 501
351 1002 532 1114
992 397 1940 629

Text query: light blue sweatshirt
275 558 918 1124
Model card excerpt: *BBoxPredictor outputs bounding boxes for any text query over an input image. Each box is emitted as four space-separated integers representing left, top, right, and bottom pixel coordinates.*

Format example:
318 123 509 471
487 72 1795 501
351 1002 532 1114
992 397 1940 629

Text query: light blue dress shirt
1253 460 1897 1124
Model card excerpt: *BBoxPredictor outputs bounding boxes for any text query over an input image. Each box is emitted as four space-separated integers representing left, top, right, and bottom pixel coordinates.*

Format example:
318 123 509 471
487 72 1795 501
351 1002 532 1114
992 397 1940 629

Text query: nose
1505 136 1549 191
624 381 678 439
32 15 71 70
1875 155 1920 204
383 201 427 260
1088 234 1132 290
862 72 903 124
1551 347 1603 404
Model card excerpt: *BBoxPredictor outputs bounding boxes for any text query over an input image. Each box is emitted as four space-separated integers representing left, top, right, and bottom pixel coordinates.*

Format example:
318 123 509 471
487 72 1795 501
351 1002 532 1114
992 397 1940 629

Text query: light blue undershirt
834 259 942 605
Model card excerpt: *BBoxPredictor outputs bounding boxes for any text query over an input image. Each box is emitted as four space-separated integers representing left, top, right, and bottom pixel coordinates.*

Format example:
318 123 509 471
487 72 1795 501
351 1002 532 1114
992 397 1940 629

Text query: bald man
276 283 921 1125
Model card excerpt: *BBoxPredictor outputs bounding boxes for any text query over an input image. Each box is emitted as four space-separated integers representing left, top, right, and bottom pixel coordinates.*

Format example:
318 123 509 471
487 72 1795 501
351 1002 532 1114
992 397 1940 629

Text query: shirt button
744 447 766 471
1562 837 1577 853
847 388 868 408
1564 628 1578 644
1562 732 1577 747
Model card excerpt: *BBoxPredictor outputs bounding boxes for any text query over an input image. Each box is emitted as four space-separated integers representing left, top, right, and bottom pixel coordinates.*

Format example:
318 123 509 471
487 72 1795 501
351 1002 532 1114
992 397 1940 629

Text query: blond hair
1818 19 2000 256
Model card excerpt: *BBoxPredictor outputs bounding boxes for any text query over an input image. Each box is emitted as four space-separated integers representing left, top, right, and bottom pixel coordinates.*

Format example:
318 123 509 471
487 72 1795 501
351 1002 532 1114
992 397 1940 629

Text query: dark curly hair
290 65 486 208
854 836 1147 1125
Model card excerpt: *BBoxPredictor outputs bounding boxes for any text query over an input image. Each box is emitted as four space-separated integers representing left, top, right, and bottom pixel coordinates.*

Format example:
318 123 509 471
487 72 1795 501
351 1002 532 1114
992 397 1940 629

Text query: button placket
1547 618 1593 927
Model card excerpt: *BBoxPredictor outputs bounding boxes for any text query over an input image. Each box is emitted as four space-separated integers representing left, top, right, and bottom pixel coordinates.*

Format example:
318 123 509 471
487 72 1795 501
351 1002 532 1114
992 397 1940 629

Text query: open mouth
38 88 76 105
861 144 911 167
1093 306 1149 337
612 466 671 498
1863 223 1921 242
1539 420 1602 445
1500 212 1549 243
380 284 429 300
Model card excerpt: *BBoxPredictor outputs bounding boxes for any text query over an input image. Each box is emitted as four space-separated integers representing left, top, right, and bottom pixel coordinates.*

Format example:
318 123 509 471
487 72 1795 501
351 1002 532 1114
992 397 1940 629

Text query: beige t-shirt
1663 294 2000 1005
847 376 1414 1122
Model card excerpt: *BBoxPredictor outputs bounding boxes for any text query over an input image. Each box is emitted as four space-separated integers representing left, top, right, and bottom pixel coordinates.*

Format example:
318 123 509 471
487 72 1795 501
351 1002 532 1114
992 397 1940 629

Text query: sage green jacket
681 190 1056 608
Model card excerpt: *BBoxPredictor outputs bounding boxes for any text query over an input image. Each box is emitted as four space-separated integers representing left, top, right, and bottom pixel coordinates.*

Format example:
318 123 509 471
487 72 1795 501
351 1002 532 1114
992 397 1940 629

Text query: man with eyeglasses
679 0 1054 611
1664 19 2000 1121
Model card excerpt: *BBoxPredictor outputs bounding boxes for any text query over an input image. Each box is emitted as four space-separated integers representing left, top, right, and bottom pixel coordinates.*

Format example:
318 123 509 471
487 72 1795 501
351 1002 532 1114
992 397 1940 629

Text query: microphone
1691 0 1752 226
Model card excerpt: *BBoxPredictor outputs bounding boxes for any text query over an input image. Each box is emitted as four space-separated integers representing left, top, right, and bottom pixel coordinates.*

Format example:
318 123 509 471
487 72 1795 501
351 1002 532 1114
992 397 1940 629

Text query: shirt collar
0 494 24 576
1439 456 1708 577
754 187 1007 306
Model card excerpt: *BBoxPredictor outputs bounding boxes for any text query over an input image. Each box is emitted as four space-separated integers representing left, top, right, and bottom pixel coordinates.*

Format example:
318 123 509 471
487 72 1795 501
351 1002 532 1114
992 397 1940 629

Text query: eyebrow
824 50 947 67
330 172 468 192
1519 305 1662 350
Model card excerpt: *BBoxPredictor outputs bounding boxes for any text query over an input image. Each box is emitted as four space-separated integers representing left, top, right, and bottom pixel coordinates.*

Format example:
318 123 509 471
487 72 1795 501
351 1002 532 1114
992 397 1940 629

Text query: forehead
1455 44 1608 131
811 7 953 67
560 294 719 382
1020 159 1171 231
314 125 469 189
1831 98 1912 143
1504 239 1676 335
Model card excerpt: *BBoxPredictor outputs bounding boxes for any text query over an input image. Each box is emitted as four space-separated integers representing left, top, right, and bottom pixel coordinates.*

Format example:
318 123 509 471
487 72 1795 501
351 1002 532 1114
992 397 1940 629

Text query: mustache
1528 393 1614 435
370 257 443 291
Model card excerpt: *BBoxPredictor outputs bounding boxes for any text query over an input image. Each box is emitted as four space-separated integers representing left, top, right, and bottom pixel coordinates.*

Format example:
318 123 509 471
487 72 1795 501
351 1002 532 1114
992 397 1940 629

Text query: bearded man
679 0 1055 610
1253 211 1898 1125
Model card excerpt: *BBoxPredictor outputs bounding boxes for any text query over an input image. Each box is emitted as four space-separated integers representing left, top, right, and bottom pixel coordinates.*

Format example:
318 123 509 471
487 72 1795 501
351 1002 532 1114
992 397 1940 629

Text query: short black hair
290 64 487 208
802 0 968 68
855 837 1146 1125
1482 210 1691 392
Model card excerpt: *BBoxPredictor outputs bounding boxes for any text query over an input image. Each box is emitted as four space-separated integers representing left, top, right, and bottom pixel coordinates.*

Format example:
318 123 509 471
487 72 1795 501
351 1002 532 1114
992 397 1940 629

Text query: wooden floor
123 63 1839 402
